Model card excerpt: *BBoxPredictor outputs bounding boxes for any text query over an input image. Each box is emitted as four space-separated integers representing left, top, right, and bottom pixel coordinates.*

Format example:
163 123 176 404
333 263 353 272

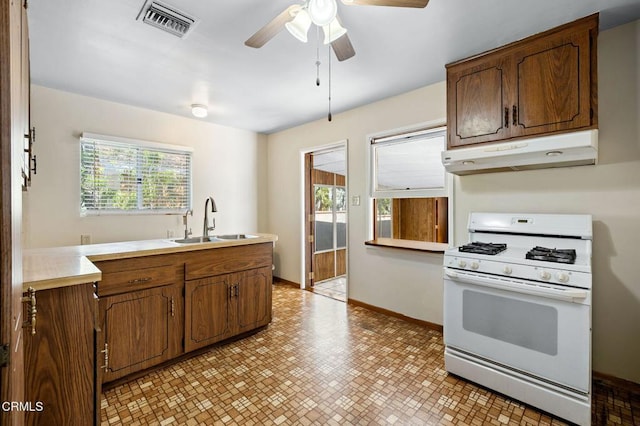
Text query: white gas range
443 212 592 426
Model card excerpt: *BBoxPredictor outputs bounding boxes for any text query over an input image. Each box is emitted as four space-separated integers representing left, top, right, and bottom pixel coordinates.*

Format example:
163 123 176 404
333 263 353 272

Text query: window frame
366 123 453 251
80 132 193 216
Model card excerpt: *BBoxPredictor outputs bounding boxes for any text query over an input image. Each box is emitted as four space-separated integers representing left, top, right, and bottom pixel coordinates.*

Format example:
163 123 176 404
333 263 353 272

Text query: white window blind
80 133 192 215
370 126 448 199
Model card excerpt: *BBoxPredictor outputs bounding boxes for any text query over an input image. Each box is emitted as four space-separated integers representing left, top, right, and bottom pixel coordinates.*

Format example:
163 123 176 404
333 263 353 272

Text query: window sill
364 238 449 253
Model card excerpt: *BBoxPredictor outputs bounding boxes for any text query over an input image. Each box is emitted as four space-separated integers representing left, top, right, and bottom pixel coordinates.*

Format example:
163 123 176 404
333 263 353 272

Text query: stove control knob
470 262 480 270
539 270 551 280
503 266 513 275
556 272 570 283
458 260 467 268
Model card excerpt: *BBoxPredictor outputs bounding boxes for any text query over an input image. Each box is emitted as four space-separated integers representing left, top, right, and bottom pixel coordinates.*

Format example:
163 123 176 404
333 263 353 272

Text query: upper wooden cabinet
446 14 598 149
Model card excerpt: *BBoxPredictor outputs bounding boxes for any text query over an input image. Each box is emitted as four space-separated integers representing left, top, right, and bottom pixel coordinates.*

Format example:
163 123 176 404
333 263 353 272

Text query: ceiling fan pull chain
328 42 332 122
315 26 321 86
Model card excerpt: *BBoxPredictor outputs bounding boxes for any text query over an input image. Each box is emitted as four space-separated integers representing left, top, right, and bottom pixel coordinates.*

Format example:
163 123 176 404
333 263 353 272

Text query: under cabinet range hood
441 130 598 175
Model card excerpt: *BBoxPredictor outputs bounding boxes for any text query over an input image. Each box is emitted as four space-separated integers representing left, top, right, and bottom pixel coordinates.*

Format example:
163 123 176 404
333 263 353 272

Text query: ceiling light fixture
285 0 345 45
308 0 337 26
191 104 208 118
285 9 312 42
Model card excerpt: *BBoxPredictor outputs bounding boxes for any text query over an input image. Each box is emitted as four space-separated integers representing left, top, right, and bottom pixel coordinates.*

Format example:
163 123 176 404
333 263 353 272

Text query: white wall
24 85 267 248
266 20 640 384
267 82 448 325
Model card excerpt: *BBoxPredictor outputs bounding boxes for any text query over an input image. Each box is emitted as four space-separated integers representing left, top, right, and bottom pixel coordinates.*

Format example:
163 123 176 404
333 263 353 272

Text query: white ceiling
28 0 640 134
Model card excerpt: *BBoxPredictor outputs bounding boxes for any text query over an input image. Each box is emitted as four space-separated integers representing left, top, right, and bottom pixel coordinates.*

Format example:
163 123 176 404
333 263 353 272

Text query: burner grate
459 242 507 255
526 246 577 264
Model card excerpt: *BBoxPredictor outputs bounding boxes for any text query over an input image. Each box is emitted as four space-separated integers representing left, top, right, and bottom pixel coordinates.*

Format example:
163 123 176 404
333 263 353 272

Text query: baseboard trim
593 370 640 393
273 276 300 288
347 298 443 333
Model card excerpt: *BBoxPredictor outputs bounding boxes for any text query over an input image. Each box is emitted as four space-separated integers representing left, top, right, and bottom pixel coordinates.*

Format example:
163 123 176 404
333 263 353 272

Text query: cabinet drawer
98 265 176 296
185 243 273 281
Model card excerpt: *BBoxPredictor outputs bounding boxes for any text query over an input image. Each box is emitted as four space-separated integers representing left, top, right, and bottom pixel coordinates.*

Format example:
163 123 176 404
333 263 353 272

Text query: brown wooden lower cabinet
185 266 272 352
99 283 183 383
24 283 97 426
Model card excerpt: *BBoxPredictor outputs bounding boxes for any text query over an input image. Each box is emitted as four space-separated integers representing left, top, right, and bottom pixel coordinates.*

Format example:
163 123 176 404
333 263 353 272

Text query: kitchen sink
171 236 220 244
214 234 258 240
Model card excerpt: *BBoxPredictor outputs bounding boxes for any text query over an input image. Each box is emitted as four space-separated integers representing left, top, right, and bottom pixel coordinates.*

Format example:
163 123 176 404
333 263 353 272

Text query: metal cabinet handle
235 284 239 297
504 107 509 128
513 105 518 126
21 287 37 335
170 297 175 317
101 343 109 371
127 277 152 284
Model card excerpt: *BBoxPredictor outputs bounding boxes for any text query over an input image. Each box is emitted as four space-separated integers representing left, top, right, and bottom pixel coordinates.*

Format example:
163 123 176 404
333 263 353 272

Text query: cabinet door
184 275 232 352
25 283 96 426
447 55 512 148
512 28 593 137
234 266 272 335
100 284 182 383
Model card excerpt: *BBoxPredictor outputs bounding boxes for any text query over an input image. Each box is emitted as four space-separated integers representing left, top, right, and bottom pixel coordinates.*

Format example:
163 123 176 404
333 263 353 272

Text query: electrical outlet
80 234 91 245
167 230 174 238
351 195 360 206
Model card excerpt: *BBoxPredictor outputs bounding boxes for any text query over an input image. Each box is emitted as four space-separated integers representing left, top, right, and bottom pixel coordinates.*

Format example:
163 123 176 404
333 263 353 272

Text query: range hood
441 130 598 175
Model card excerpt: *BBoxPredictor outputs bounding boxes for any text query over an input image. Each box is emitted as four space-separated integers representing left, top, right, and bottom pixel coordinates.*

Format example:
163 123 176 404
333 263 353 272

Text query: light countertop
23 233 278 292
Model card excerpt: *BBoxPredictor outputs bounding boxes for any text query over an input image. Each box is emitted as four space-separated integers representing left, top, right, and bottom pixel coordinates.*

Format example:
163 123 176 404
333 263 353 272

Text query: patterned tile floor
101 285 640 425
312 276 347 302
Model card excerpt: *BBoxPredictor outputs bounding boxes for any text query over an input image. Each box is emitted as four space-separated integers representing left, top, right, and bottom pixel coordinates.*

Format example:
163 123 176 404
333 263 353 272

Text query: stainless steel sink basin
171 236 220 244
214 234 258 240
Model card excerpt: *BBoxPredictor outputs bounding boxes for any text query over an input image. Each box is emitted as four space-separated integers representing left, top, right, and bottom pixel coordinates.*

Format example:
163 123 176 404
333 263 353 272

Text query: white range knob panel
444 255 591 289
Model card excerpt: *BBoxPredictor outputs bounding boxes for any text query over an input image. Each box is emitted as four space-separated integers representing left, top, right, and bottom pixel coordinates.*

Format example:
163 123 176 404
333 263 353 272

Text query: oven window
462 290 558 356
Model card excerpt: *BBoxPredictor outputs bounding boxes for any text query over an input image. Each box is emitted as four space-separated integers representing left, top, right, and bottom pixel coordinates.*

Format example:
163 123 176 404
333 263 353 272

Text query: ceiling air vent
137 1 196 38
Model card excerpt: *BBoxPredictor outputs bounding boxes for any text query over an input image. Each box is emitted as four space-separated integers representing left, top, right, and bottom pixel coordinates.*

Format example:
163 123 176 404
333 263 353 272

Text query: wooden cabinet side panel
235 267 272 334
185 243 273 280
25 283 96 426
184 276 231 352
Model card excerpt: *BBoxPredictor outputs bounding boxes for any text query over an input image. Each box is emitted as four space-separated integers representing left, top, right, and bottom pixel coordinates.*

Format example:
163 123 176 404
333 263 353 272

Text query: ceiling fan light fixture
191 104 208 118
323 18 347 44
285 9 312 42
308 0 338 26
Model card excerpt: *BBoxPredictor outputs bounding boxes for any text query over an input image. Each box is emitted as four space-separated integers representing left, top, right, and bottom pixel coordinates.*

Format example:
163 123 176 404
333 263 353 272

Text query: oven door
443 267 590 393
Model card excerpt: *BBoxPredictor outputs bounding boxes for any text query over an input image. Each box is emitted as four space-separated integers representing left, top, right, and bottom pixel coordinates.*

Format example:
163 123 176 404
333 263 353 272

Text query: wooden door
24 284 96 426
100 284 182 383
235 267 272 335
184 275 231 352
447 54 513 148
304 153 315 288
512 23 595 137
1 1 26 423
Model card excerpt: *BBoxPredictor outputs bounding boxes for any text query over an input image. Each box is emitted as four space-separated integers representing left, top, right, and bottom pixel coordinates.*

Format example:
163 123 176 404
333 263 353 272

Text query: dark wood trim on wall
347 298 443 333
593 371 640 393
273 276 301 288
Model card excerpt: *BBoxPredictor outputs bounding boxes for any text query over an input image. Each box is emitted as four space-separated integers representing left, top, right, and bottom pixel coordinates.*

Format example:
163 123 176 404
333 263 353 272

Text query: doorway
303 144 347 302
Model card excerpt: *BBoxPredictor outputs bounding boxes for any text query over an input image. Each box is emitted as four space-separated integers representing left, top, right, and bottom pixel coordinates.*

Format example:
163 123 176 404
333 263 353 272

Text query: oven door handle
444 268 588 302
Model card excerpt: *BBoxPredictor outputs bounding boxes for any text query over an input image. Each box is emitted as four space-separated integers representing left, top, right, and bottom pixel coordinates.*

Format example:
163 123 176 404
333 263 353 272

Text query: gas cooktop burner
459 242 507 255
526 246 577 264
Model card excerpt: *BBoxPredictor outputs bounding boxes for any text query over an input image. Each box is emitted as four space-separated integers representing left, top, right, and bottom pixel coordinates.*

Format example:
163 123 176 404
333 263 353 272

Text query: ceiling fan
244 0 429 61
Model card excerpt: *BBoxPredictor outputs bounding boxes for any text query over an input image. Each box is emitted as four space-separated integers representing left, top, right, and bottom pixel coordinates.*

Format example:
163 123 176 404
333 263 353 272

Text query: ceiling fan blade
340 0 428 7
245 5 300 48
331 34 355 61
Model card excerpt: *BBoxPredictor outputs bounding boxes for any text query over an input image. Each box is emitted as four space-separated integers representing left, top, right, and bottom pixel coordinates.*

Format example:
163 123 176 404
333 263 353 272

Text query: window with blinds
80 133 192 215
370 126 448 199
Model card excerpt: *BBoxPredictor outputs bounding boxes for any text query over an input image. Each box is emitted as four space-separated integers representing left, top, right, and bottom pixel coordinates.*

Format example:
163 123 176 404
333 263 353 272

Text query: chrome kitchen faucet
183 209 193 239
202 197 217 238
